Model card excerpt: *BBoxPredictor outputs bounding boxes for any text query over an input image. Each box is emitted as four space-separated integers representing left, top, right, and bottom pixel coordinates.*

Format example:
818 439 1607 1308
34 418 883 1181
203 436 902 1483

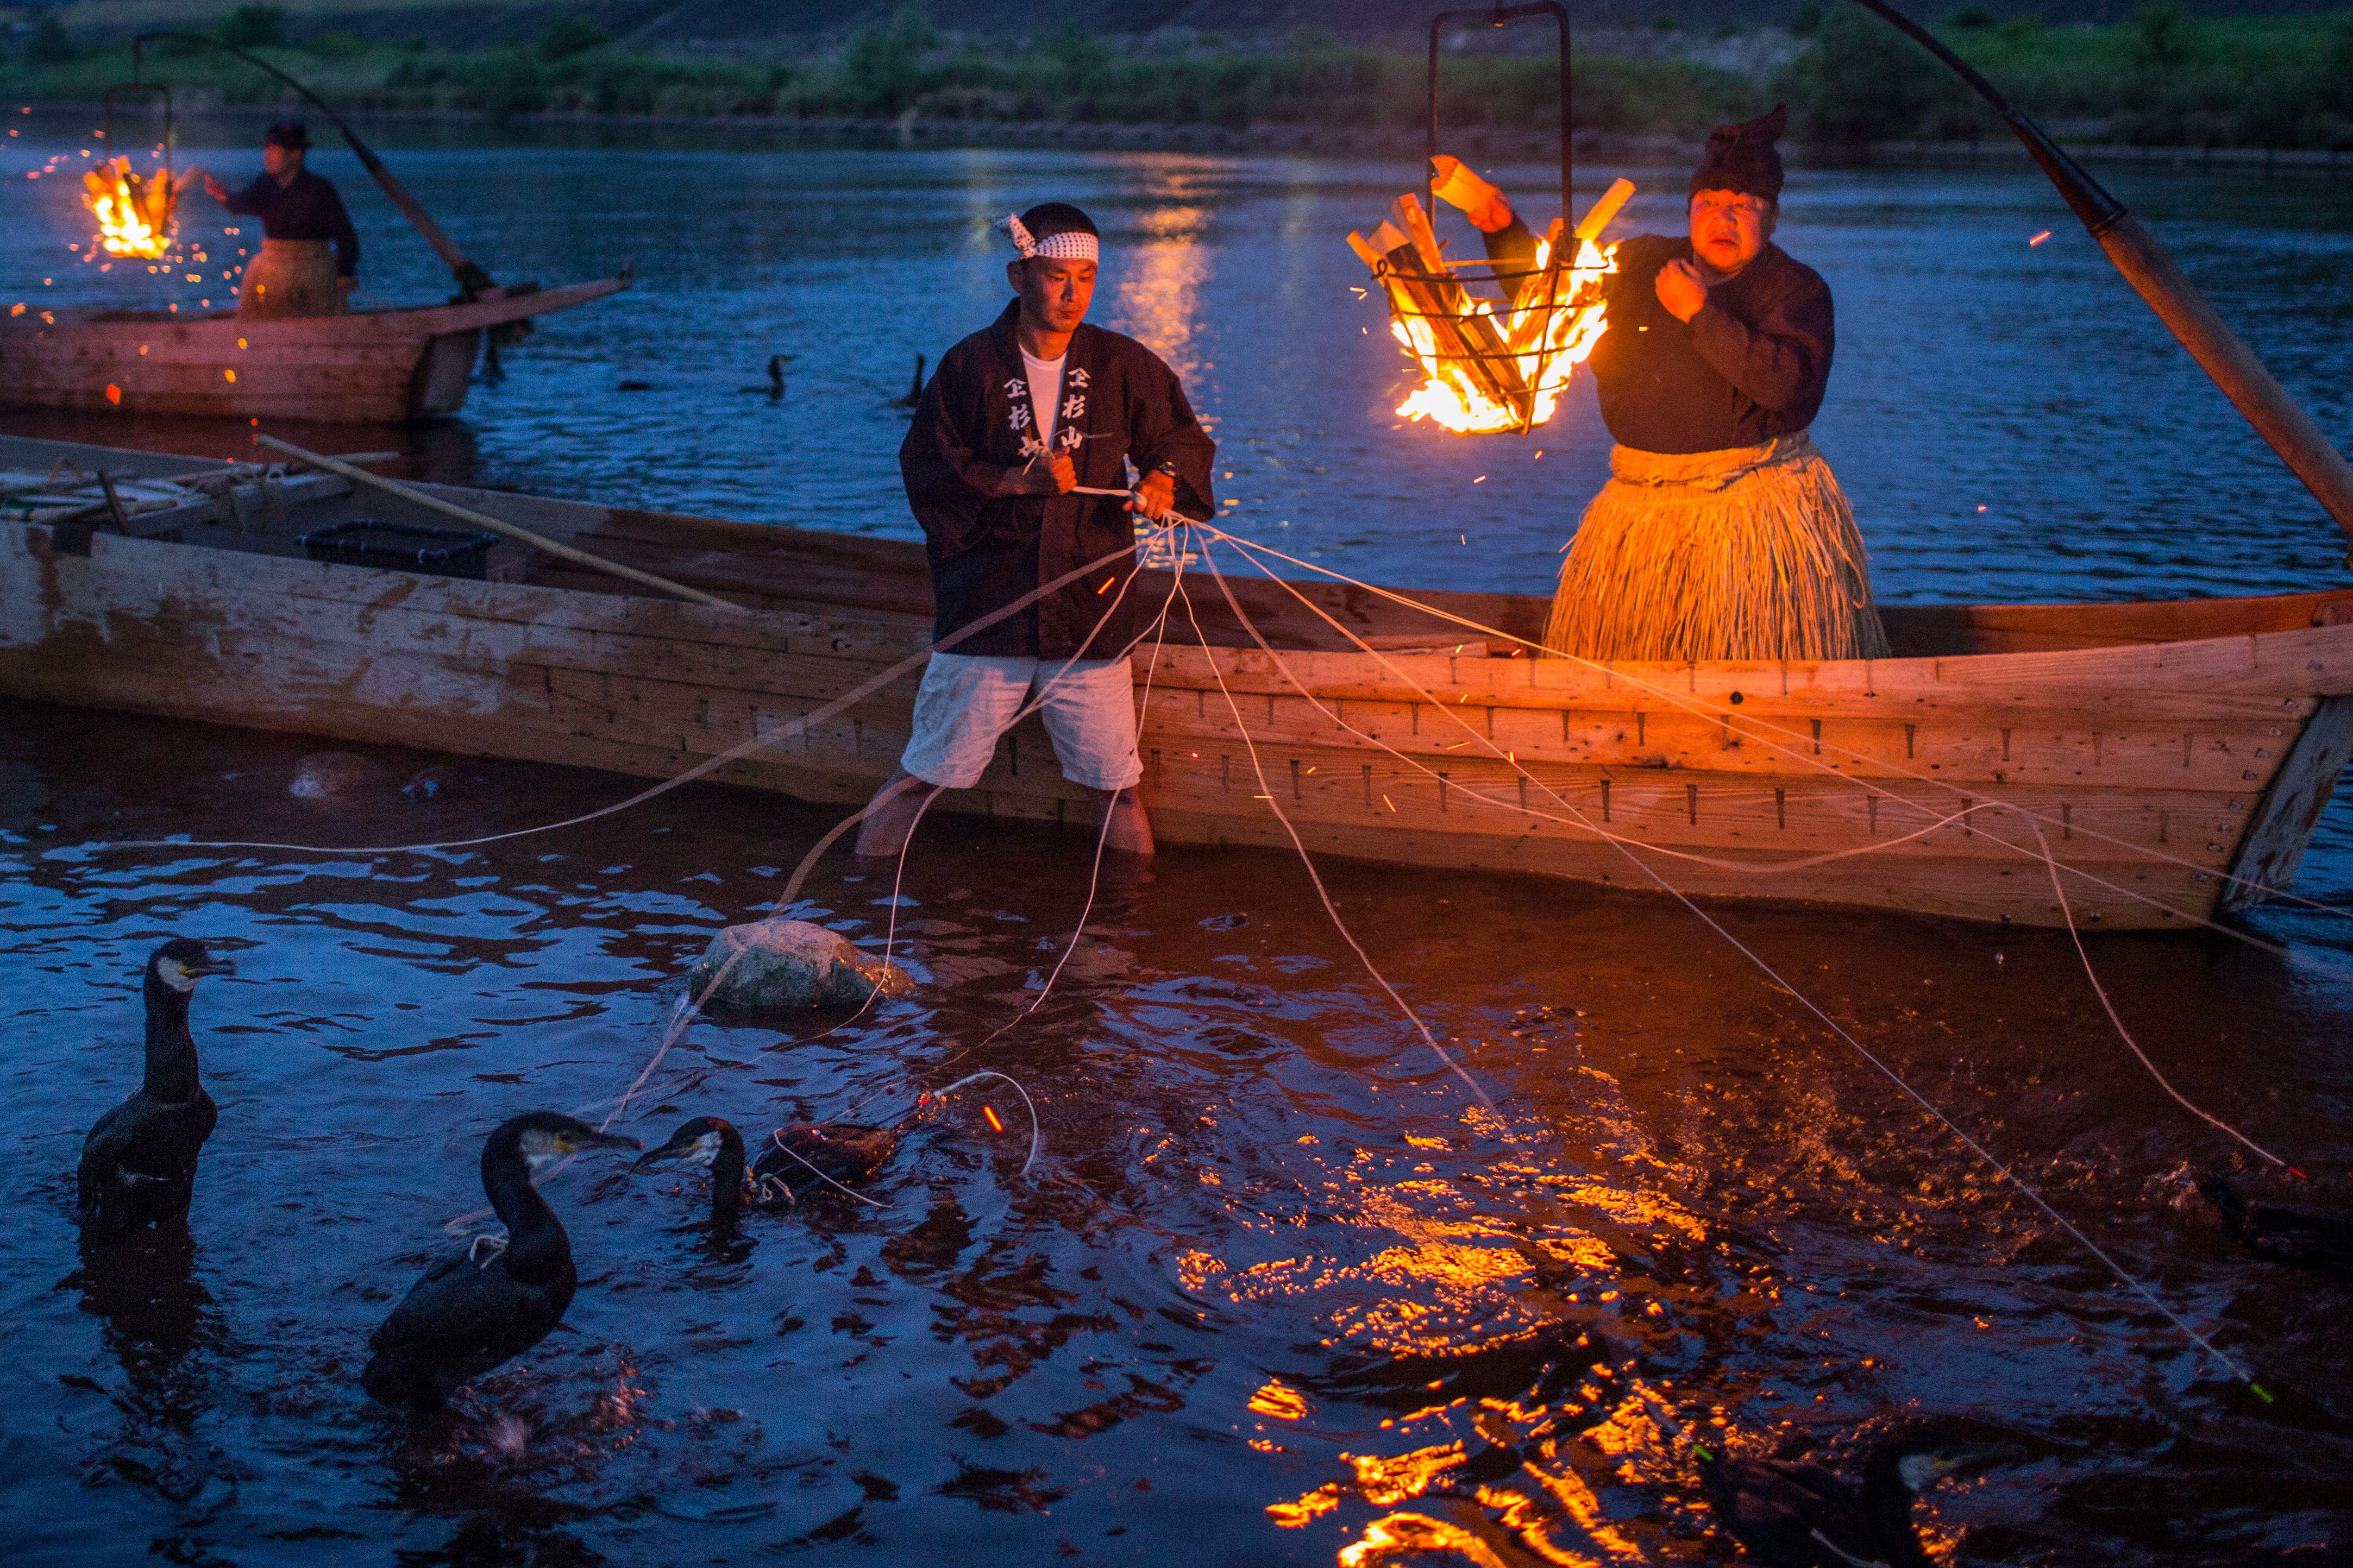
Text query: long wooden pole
133 34 485 286
258 436 741 610
1850 0 2353 550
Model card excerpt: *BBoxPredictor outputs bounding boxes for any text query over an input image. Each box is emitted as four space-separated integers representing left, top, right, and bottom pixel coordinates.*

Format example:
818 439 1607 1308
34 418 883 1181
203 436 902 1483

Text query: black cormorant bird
890 353 926 411
362 1112 640 1412
737 355 787 398
1693 1427 2010 1568
77 939 237 1236
2200 1170 2353 1279
637 1114 898 1221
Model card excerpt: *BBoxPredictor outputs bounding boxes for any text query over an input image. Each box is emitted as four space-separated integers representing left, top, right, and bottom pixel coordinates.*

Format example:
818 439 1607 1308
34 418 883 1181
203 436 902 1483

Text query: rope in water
425 528 1189 1233
1199 525 2302 1170
1206 524 2353 933
1174 575 1499 1116
1183 530 2269 1391
88 527 1176 860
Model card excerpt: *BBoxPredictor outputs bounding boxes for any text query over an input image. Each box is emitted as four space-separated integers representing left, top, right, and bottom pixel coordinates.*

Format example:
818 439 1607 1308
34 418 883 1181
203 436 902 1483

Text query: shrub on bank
4 9 2350 150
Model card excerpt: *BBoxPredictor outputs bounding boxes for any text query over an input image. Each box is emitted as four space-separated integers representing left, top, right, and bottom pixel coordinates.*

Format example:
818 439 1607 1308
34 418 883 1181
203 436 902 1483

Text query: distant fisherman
1433 107 1888 662
189 119 360 320
857 201 1218 861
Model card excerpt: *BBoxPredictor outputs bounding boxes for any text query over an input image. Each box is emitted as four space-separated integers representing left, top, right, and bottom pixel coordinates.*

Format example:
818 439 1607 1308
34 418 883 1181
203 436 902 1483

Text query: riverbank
6 7 2352 151
20 96 2353 178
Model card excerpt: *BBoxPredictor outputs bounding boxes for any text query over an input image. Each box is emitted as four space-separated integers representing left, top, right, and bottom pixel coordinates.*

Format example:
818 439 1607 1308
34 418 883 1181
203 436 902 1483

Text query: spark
2029 229 2052 247
982 1105 1004 1134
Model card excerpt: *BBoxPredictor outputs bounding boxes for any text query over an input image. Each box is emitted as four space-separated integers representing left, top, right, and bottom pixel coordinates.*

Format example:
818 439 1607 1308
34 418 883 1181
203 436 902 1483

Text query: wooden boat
4 431 2350 930
0 276 629 424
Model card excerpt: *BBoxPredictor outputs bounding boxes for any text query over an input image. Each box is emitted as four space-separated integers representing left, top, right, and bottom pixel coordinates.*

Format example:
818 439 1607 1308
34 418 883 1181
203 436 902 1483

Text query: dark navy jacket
223 168 360 278
900 300 1216 658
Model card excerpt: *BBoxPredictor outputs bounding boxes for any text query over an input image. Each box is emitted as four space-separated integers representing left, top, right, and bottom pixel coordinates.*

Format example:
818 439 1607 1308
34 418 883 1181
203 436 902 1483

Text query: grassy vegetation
5 3 2351 150
1782 3 2353 149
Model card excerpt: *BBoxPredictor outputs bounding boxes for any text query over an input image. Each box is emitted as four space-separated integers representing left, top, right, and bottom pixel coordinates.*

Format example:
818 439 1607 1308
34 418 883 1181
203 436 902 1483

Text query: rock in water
290 751 385 801
686 921 913 1010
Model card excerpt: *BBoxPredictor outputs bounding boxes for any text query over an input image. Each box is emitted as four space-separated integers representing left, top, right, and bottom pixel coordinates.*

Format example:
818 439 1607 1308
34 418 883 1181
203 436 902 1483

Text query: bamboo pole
256 436 741 610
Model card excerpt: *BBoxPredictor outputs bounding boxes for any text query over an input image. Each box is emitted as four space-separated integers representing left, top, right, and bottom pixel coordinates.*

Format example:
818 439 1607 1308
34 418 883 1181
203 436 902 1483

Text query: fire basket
1348 2 1629 434
84 83 178 260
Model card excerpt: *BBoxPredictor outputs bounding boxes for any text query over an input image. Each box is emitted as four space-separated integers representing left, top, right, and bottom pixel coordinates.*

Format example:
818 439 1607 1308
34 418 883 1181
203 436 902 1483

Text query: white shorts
900 653 1143 792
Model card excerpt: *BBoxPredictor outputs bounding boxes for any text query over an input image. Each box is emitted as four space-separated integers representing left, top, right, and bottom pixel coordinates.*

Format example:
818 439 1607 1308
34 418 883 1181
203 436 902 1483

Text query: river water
4 119 2352 1565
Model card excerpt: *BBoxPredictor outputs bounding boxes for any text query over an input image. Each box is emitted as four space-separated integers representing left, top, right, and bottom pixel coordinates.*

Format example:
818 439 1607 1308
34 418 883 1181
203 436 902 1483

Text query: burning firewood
1348 178 1634 434
81 157 182 260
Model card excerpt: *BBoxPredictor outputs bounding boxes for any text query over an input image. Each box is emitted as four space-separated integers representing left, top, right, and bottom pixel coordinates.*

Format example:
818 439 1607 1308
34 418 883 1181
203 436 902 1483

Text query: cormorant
737 356 787 398
2200 1170 2353 1279
637 1114 898 1221
77 939 237 1236
362 1112 639 1412
1693 1427 2010 1568
890 353 926 411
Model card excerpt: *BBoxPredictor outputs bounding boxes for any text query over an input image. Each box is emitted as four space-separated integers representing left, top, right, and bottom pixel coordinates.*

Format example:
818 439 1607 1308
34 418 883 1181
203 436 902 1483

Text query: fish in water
361 1112 640 1412
2199 1169 2353 1279
77 939 237 1235
890 352 926 411
1691 1426 2012 1568
637 1114 898 1221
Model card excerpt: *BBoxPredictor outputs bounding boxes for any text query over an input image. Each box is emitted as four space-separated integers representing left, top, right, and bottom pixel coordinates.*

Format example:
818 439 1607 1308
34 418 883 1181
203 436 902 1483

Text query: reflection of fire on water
1350 179 1636 434
82 156 177 260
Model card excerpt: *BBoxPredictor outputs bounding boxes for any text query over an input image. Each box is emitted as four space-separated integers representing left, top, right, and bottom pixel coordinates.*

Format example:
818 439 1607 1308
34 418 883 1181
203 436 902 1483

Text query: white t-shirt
1022 350 1065 451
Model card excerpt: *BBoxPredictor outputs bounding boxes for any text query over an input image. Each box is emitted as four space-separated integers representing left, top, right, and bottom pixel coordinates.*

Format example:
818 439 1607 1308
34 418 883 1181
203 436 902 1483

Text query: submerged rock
290 751 386 800
686 921 913 1010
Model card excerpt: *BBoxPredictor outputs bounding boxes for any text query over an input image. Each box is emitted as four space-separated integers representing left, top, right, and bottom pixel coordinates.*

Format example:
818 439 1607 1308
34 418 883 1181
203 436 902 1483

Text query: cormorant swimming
1693 1427 2011 1568
77 939 237 1236
2200 1169 2353 1279
890 353 926 411
362 1112 639 1412
638 1114 898 1221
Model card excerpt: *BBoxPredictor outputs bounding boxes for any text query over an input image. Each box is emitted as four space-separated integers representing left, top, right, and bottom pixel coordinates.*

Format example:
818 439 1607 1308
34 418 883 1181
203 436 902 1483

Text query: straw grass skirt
239 239 344 320
1545 431 1890 663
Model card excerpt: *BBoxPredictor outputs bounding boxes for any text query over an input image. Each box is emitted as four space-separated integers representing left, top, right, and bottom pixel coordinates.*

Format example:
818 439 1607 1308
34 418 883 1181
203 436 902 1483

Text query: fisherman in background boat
857 201 1218 861
187 120 360 320
1433 106 1888 663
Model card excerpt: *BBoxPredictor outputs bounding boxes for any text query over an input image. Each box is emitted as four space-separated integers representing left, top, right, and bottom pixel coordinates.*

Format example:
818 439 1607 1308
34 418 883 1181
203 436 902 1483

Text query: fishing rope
1185 530 2266 1393
2025 811 2287 1168
1204 525 2353 930
1202 527 2323 1163
88 530 1176 860
594 545 1182 1135
897 551 1190 1101
435 531 1188 1235
1175 567 1499 1117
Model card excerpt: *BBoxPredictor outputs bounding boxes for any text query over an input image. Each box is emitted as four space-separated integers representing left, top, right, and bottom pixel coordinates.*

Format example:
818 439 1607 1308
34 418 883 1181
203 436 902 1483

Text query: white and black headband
998 212 1099 263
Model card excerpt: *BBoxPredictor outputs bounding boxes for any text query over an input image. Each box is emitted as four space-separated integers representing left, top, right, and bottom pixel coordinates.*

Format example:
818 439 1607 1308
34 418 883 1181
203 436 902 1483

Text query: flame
80 157 175 260
1387 235 1617 434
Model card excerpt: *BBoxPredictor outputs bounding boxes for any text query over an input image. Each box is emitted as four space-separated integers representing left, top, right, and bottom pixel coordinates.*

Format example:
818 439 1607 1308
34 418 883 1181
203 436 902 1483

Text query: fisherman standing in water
190 119 360 319
857 202 1218 861
1433 106 1887 662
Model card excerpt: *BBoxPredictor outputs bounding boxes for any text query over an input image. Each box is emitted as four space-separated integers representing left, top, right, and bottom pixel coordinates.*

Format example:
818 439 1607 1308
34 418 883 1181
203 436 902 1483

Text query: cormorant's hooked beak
187 954 237 979
634 1130 709 1170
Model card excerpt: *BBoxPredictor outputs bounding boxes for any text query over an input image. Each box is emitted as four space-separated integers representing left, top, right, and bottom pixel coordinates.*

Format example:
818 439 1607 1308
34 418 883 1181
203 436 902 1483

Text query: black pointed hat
1689 104 1786 202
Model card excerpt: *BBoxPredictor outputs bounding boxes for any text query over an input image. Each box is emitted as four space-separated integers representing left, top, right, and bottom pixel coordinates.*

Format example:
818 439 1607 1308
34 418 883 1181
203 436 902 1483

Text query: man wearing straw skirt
190 120 359 320
857 203 1218 861
1434 106 1888 663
